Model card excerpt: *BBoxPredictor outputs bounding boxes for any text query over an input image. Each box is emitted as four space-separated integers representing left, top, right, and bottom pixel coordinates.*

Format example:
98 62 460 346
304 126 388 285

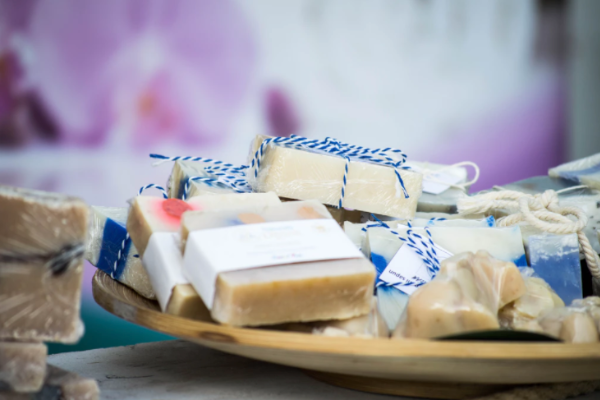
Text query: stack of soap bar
0 185 87 343
286 297 388 338
3 365 100 400
127 193 280 319
0 342 46 392
183 200 376 326
549 152 600 190
247 135 423 218
527 233 582 304
393 251 525 339
85 206 155 299
168 160 238 199
127 192 281 256
499 275 564 330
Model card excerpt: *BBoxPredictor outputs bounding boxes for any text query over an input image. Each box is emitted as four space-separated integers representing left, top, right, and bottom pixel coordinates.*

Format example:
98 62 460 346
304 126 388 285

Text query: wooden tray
92 271 600 399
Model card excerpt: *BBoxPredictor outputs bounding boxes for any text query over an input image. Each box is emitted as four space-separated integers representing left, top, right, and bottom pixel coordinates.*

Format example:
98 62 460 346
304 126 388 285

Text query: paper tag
379 243 453 295
406 164 465 194
184 219 364 308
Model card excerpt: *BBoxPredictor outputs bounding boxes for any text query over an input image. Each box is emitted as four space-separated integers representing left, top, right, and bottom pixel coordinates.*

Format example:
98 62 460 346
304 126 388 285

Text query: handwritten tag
379 243 453 295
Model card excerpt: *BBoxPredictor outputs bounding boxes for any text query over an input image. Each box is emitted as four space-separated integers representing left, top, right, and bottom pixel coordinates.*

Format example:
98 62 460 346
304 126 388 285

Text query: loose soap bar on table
2 365 100 400
85 206 155 299
549 152 600 190
0 185 87 343
127 192 281 256
393 251 525 339
247 135 423 218
168 160 239 199
0 342 46 392
183 200 376 327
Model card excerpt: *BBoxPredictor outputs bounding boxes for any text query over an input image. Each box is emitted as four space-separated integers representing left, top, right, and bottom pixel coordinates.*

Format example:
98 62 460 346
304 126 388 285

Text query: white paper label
406 164 465 194
184 219 364 308
379 243 453 295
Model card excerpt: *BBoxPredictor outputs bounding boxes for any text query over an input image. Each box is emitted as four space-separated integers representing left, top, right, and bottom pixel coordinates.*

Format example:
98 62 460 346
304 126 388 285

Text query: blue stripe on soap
96 218 131 279
370 252 389 281
513 253 528 268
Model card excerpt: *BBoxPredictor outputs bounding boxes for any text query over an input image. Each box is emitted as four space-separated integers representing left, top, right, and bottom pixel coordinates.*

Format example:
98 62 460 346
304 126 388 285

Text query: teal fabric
48 299 172 355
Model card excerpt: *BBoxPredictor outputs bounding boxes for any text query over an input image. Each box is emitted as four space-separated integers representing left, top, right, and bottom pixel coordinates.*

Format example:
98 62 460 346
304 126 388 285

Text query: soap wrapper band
184 219 365 309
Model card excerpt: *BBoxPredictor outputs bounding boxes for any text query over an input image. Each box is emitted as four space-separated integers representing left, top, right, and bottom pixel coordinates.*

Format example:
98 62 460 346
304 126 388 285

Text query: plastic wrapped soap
549 152 600 190
571 296 600 332
0 185 87 343
0 342 46 392
168 160 239 199
143 232 209 320
393 251 524 339
3 365 100 400
527 233 582 304
85 206 155 299
287 297 389 338
127 193 281 256
499 274 564 330
182 200 375 326
247 135 423 219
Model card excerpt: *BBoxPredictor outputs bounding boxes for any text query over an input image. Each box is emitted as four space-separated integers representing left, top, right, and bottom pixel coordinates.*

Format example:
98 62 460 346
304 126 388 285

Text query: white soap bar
85 206 155 299
549 153 600 190
247 136 423 218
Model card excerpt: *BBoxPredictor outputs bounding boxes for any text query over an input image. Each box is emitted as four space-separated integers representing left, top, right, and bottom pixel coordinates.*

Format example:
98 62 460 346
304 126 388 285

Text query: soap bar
393 251 524 339
0 185 87 343
247 135 423 218
287 297 389 338
366 225 528 282
0 342 46 392
538 307 599 343
142 232 209 320
416 188 469 214
2 365 100 400
414 211 487 220
168 160 241 199
183 200 375 326
127 192 281 256
499 275 564 330
549 153 600 190
528 233 582 304
280 197 362 227
85 206 155 299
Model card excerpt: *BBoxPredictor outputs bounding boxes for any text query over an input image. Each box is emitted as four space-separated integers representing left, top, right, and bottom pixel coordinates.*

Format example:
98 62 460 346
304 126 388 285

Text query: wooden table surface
48 340 599 400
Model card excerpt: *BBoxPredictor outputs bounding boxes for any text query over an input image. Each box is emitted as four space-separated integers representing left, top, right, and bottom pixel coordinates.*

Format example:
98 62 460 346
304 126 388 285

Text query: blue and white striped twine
149 154 251 199
362 215 441 290
250 135 410 209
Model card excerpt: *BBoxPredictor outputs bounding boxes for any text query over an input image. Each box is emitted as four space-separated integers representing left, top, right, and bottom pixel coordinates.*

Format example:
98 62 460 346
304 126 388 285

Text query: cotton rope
457 188 600 279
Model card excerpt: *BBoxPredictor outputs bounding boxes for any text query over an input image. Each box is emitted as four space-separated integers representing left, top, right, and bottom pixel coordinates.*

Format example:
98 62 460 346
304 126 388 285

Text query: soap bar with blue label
527 234 582 304
85 206 155 300
549 153 600 190
0 185 87 343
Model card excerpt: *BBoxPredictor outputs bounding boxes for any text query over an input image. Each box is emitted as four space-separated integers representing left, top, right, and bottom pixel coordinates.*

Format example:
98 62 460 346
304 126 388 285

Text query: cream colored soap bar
0 185 87 343
0 342 47 393
127 192 281 256
247 135 423 218
183 200 376 327
168 160 239 199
